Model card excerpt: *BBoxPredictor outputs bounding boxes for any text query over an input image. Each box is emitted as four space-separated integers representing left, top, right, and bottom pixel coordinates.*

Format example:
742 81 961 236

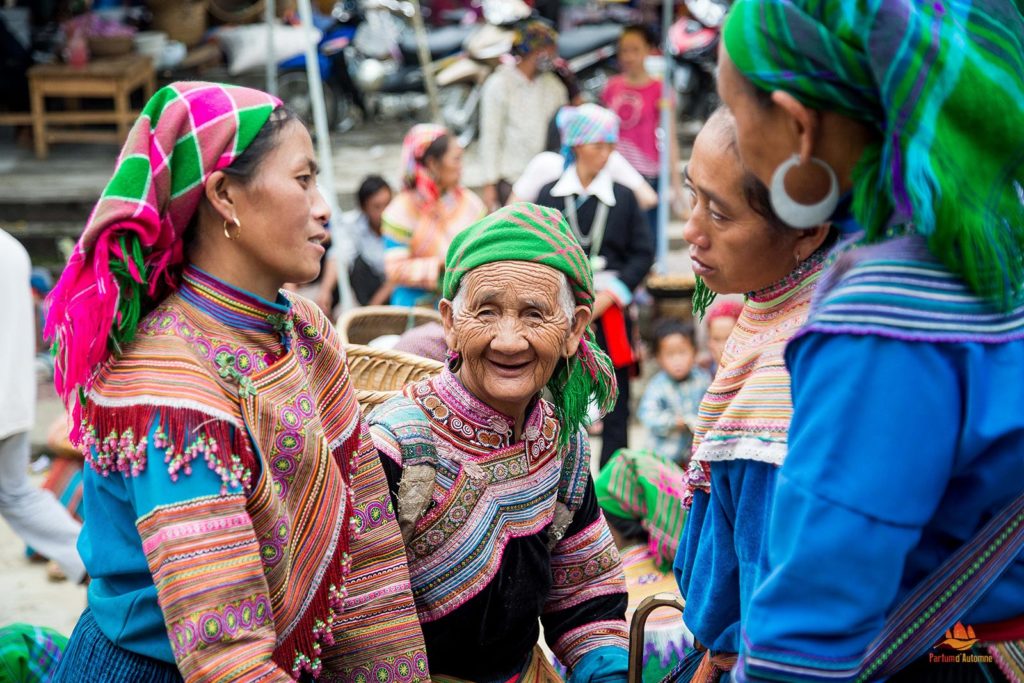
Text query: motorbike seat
399 24 473 62
558 23 623 60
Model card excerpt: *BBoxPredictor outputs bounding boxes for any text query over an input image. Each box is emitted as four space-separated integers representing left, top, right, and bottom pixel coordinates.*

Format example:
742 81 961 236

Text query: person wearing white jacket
0 229 84 584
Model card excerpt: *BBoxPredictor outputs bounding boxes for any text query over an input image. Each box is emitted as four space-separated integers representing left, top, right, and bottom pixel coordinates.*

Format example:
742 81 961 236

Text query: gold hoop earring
223 217 241 240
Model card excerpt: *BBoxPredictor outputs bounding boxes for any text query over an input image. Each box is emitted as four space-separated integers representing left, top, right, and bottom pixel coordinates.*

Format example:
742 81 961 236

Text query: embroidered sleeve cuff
554 621 629 672
546 518 627 613
136 493 287 682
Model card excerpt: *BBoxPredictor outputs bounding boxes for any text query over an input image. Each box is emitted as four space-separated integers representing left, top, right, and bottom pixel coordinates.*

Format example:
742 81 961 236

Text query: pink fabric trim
141 507 250 555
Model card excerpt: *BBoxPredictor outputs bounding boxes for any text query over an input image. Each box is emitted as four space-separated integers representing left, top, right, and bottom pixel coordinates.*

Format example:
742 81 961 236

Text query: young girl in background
601 24 684 244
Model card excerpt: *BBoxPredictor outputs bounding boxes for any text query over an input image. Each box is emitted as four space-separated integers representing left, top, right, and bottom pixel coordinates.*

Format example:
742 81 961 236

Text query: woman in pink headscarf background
381 124 486 307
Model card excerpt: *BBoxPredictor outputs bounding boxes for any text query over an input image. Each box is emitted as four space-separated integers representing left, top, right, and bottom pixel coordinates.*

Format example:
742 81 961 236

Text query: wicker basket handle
628 593 686 683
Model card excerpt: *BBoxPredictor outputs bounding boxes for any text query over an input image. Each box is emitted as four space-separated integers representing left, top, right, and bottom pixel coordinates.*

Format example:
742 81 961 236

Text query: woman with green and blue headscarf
711 1 1024 681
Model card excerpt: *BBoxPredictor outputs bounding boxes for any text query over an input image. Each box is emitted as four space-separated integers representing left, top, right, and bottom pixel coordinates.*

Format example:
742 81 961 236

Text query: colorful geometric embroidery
552 620 629 669
800 233 1024 345
691 248 825 469
92 266 425 680
169 595 273 659
368 370 588 623
547 518 625 612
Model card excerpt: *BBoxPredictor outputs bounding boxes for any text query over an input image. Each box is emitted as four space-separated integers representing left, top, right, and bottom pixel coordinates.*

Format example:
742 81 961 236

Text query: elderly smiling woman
368 203 630 683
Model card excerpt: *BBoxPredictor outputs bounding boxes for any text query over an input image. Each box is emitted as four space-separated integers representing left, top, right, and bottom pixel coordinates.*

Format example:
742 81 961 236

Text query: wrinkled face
617 31 650 75
362 186 392 232
716 47 791 189
574 142 614 179
441 262 588 421
425 139 464 194
682 118 800 294
230 121 330 287
657 333 696 381
707 315 737 366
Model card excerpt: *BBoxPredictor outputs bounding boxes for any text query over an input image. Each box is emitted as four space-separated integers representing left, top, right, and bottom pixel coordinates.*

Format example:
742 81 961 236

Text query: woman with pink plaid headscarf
381 124 486 307
46 82 427 682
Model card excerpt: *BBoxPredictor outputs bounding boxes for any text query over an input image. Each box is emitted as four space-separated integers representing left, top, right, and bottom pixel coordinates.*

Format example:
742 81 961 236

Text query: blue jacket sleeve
738 332 961 683
568 646 628 683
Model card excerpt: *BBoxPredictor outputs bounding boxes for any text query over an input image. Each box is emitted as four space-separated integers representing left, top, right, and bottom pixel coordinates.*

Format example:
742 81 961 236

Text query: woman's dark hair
357 174 392 209
405 133 450 190
184 106 300 247
652 319 696 354
221 106 301 184
620 23 655 47
706 105 801 234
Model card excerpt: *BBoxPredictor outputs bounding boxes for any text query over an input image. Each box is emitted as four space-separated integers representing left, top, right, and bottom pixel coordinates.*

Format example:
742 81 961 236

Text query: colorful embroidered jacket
76 266 428 682
367 370 628 680
675 249 826 655
737 234 1024 682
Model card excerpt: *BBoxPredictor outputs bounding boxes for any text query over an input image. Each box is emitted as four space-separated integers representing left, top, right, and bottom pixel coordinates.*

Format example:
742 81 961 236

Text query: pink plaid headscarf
400 123 450 205
45 81 280 438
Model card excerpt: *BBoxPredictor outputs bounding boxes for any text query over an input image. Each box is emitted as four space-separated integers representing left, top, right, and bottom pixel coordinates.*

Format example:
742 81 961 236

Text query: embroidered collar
433 369 552 448
180 266 293 336
551 165 618 207
746 245 829 306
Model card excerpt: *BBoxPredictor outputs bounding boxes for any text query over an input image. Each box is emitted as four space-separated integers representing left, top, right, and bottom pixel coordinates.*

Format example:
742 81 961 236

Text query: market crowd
1 1 1022 682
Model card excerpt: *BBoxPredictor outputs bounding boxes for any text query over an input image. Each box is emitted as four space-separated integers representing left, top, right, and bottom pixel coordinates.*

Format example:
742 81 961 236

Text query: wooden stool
27 54 156 159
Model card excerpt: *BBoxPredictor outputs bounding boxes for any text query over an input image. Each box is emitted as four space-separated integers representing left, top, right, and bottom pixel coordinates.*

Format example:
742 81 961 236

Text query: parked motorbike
560 21 623 101
436 0 531 147
668 0 729 124
348 0 472 121
276 0 364 131
437 8 622 147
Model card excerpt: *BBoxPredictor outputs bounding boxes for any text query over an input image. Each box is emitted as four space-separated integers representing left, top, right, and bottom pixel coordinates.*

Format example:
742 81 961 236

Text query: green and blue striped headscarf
723 0 1024 308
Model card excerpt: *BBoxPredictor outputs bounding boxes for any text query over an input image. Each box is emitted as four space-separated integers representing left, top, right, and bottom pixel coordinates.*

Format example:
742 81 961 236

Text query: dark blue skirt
52 608 182 683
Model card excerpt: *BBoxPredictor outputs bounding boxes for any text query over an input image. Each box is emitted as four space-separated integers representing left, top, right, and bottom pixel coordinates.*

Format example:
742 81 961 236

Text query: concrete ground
0 381 87 636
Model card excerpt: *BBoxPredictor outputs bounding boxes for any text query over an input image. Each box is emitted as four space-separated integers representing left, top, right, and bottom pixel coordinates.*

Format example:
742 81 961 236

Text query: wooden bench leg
30 85 47 160
115 83 131 144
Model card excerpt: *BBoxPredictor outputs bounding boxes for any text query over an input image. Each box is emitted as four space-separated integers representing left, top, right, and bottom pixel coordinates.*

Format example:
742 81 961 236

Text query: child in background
637 320 710 466
601 24 684 244
705 299 743 377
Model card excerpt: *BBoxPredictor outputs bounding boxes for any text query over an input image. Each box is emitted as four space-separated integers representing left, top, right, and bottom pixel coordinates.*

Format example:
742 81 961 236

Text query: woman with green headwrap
713 1 1024 681
367 203 630 683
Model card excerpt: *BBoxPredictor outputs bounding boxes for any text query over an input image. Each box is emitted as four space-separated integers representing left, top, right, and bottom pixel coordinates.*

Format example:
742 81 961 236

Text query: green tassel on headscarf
691 276 717 321
443 203 620 446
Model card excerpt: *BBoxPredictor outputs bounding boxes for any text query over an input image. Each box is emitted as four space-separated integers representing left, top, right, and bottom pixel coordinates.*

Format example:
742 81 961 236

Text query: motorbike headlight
356 58 387 91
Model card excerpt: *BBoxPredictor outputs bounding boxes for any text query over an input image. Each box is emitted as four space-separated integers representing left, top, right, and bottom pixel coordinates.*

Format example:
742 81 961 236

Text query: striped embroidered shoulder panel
366 373 590 623
800 234 1024 344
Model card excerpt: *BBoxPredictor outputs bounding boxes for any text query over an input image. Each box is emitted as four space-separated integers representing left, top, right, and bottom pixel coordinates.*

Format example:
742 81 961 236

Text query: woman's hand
591 291 616 320
482 184 499 212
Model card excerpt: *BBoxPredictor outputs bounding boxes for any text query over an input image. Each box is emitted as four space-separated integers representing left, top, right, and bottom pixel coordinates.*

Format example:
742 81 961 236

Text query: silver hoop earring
769 154 839 229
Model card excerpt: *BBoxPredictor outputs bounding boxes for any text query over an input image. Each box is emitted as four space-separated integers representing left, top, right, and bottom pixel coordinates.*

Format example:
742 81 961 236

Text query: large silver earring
769 154 839 229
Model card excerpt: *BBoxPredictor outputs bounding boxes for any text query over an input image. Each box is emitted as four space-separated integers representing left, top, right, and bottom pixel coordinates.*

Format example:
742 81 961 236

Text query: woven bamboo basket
344 343 443 409
148 0 208 48
336 306 442 346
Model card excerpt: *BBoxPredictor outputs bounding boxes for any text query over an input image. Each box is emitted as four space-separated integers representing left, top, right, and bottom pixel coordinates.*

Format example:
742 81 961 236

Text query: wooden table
27 54 156 159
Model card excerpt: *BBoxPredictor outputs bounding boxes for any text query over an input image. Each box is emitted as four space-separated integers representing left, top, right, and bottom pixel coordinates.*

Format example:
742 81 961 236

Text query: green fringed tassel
548 331 617 447
106 234 149 355
691 276 716 320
